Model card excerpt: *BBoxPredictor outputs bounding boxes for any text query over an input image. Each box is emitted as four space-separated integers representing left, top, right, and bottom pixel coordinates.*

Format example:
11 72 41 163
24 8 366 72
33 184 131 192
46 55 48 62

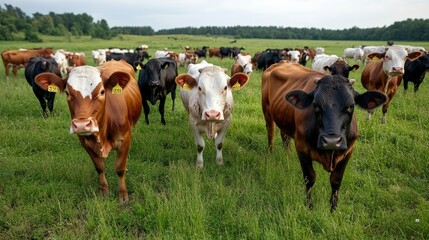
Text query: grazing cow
361 45 423 123
194 46 209 58
34 60 142 203
208 48 221 58
25 56 62 117
1 48 54 78
343 47 364 65
219 47 232 58
403 52 429 93
138 57 178 125
262 61 387 211
175 65 249 167
231 53 253 75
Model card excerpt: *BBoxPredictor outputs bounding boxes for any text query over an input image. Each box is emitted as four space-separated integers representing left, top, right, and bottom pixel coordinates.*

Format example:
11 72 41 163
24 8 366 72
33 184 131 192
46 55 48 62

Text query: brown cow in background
1 48 54 78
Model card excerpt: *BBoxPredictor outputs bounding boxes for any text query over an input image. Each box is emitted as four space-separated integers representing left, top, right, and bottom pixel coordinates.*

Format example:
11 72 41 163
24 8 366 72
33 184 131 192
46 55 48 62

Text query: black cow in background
106 52 146 71
25 56 62 117
403 52 429 93
257 49 285 71
195 46 209 58
138 57 178 125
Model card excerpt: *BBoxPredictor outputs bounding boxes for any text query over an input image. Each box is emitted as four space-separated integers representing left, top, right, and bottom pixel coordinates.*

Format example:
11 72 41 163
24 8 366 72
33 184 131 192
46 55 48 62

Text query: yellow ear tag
183 82 193 90
48 83 60 93
371 57 379 61
136 64 141 70
112 83 123 94
232 82 241 90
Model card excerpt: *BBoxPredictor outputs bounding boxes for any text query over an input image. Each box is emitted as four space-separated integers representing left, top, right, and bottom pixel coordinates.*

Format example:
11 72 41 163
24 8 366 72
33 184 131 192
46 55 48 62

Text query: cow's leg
82 143 109 196
171 85 176 111
46 92 56 115
159 96 166 125
414 81 421 93
366 110 373 121
142 99 150 125
329 152 351 212
403 79 409 91
214 123 229 165
263 110 275 152
280 129 292 151
3 63 9 79
115 133 131 203
191 124 205 167
33 88 48 117
298 152 316 209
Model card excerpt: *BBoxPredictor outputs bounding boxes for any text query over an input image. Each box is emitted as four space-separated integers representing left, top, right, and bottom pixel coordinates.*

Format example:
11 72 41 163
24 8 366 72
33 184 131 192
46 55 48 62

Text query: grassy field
0 35 428 239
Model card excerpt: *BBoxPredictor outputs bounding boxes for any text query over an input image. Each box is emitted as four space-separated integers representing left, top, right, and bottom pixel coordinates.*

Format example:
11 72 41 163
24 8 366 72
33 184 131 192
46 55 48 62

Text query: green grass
0 35 428 239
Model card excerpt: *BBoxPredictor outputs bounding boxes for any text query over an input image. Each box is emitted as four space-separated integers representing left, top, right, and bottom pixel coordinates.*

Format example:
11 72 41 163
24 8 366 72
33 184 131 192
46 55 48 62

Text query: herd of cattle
1 43 428 211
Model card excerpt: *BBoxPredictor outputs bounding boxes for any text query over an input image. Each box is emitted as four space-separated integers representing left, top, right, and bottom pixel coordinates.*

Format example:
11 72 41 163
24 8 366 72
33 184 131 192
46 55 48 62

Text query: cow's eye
198 87 202 92
346 104 354 113
224 86 227 91
100 89 105 95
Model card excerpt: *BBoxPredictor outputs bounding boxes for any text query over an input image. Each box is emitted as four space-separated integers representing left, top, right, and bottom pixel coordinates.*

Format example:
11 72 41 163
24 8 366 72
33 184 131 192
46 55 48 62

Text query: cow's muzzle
70 118 99 135
204 110 222 121
319 134 345 150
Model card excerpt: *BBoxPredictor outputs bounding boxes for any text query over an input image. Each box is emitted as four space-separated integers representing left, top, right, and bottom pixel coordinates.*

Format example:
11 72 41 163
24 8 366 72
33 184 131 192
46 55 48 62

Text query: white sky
6 0 429 31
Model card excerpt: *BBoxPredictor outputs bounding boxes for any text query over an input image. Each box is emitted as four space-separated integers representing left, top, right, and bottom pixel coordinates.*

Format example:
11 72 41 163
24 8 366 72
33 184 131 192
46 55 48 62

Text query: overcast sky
7 0 429 31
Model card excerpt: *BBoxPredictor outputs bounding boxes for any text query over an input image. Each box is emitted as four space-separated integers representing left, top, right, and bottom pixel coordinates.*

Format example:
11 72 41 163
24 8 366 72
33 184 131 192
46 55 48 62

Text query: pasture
0 35 428 239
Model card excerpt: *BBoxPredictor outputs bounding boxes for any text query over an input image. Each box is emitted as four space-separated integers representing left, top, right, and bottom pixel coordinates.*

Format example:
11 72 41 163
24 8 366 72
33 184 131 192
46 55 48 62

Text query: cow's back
262 61 325 133
99 60 142 126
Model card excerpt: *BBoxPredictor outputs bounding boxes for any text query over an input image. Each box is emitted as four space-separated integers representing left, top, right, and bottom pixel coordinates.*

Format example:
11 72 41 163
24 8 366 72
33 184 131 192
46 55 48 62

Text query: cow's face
285 75 387 151
420 53 429 69
143 60 167 104
324 60 359 78
65 66 105 135
34 66 132 136
176 66 249 121
369 46 423 77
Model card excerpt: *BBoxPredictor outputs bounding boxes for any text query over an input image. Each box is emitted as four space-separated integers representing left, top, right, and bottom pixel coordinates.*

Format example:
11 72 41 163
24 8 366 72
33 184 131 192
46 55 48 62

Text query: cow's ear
323 66 331 73
367 52 384 60
355 90 387 110
407 51 423 61
175 74 197 90
35 72 67 93
285 90 314 109
105 71 131 92
229 73 249 90
349 65 359 71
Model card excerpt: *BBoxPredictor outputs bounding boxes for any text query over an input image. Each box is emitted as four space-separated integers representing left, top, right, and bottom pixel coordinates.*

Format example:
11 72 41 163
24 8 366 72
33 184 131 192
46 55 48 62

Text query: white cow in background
343 47 364 65
53 50 68 76
362 46 386 65
175 64 249 167
312 54 340 74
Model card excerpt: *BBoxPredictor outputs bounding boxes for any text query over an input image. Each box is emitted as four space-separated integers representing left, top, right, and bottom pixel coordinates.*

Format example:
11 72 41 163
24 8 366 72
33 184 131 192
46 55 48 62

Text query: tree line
1 3 428 42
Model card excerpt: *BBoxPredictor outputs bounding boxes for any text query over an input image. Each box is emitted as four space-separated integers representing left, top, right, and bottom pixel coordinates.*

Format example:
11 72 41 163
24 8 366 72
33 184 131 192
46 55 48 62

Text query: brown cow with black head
262 61 387 212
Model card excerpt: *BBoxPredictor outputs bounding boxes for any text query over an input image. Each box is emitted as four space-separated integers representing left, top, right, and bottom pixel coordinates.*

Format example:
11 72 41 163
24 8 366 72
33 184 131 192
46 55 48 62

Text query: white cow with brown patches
176 65 249 167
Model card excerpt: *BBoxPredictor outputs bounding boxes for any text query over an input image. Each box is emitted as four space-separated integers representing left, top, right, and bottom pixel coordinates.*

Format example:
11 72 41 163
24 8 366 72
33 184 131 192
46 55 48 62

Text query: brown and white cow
361 45 423 123
35 60 142 203
262 61 387 211
176 65 249 167
1 48 54 78
231 53 253 76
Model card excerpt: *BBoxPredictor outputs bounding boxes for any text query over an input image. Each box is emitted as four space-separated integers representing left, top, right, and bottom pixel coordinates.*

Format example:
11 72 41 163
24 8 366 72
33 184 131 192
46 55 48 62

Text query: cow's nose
205 110 221 121
71 119 93 134
391 67 404 74
322 135 342 150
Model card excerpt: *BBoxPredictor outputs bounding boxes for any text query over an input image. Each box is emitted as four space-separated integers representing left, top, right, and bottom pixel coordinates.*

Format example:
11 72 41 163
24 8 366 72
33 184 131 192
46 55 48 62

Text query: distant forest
1 3 428 42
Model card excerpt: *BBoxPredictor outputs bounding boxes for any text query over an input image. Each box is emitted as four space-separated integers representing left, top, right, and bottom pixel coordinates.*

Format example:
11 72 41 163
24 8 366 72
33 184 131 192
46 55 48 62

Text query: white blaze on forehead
67 66 102 99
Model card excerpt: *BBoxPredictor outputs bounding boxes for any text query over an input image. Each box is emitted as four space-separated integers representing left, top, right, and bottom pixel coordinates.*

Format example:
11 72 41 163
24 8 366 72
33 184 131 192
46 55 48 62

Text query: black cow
219 47 232 58
138 58 178 125
195 46 209 58
106 52 144 71
403 52 429 93
257 50 284 71
24 56 62 117
231 47 245 58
